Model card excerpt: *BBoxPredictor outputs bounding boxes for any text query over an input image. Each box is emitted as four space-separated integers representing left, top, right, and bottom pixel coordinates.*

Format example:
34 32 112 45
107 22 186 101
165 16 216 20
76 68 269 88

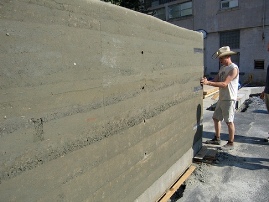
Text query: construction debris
193 146 218 164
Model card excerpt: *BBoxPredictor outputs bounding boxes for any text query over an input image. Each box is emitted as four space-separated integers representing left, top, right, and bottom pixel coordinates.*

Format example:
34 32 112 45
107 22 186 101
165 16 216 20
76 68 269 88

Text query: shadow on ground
203 131 268 146
215 152 269 170
202 131 269 170
252 109 268 114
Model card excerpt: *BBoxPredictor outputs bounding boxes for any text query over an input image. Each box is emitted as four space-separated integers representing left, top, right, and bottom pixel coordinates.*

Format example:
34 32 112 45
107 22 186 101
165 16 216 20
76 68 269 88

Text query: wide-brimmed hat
212 46 237 59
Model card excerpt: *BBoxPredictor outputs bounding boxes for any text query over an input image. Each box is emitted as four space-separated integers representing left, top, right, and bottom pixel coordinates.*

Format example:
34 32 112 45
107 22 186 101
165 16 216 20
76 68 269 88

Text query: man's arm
201 68 238 88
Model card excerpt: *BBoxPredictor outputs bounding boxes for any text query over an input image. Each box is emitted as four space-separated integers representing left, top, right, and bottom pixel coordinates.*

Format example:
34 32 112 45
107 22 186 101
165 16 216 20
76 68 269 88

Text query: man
260 42 269 142
201 46 239 150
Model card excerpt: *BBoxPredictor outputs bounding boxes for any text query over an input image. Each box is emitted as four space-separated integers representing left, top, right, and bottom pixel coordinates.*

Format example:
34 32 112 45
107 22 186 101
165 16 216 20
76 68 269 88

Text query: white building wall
239 27 269 84
148 0 269 84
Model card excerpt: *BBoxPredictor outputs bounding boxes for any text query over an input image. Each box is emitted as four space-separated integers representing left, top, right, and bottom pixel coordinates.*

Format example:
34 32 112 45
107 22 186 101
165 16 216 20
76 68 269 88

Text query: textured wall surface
0 0 203 201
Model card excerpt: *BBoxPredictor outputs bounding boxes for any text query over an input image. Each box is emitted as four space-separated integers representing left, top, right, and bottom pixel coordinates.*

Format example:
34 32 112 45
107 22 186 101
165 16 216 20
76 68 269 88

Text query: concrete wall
0 0 203 201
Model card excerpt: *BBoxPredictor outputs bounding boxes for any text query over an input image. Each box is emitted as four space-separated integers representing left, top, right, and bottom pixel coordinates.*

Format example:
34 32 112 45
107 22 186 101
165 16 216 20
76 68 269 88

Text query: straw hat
212 46 237 58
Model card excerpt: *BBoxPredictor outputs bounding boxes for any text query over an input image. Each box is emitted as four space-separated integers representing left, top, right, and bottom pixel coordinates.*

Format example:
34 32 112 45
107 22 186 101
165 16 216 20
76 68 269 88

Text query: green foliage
101 0 147 12
101 0 122 5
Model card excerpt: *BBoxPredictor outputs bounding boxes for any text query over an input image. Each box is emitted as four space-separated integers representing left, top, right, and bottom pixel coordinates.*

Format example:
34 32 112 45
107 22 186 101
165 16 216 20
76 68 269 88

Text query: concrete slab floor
174 88 269 202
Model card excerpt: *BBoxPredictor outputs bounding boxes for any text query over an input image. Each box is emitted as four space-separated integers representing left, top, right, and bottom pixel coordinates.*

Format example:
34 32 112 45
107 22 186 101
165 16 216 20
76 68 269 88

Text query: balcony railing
159 0 177 4
150 0 178 6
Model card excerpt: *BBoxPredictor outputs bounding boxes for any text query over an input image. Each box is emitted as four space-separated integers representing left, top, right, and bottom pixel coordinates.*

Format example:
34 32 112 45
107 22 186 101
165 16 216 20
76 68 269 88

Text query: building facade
146 0 269 84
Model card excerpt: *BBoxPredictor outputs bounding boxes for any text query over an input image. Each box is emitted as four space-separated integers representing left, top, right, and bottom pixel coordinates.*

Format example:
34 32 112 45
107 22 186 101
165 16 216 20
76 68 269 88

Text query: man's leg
205 101 222 145
221 101 236 150
221 122 235 150
213 118 221 139
205 117 221 145
226 122 235 142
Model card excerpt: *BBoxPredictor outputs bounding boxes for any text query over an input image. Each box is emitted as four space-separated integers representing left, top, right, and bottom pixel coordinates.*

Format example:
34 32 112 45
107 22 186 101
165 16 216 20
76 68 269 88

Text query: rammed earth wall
0 0 203 201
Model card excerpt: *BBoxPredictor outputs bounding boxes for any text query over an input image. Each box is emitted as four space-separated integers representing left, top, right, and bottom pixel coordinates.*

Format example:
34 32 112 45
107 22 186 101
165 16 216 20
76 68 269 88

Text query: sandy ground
173 96 269 202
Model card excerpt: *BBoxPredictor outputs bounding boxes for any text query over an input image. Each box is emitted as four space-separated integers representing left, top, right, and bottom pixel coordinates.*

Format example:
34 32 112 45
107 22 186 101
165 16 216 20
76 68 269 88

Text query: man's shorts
213 100 236 122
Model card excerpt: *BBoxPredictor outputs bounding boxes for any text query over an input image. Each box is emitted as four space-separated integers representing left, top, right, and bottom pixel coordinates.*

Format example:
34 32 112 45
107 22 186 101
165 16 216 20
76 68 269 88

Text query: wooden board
211 92 219 100
203 85 219 99
157 165 196 202
203 85 219 95
193 146 218 164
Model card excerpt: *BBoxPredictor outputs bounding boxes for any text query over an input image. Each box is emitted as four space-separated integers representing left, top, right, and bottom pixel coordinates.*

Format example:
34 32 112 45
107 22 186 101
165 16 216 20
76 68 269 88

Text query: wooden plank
203 90 219 99
211 92 219 100
193 146 208 160
203 85 219 95
205 149 218 160
157 165 196 202
193 146 218 164
203 85 219 99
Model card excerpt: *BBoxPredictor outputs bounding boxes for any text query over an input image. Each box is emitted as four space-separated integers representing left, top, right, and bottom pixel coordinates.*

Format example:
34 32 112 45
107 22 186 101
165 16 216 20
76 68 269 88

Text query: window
153 7 166 21
254 60 264 69
220 30 240 49
221 0 238 9
168 1 192 19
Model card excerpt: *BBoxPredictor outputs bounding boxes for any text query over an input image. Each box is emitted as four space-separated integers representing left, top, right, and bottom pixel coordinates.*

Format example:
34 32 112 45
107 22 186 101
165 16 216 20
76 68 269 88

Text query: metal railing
159 0 178 4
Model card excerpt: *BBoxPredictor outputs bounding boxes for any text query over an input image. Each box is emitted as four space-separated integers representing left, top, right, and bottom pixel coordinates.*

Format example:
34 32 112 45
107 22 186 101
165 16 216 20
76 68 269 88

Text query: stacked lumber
203 85 219 99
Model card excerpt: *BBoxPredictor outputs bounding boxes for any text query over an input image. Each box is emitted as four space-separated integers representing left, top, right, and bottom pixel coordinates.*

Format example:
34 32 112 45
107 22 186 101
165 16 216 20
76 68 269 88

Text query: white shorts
213 100 236 122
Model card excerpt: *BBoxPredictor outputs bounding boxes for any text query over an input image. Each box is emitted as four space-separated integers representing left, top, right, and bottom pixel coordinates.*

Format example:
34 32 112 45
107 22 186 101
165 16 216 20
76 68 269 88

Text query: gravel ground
173 96 269 202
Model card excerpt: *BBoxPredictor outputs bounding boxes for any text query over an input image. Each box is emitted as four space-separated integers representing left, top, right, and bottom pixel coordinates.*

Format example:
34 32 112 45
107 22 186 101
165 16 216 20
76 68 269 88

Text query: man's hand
200 77 208 86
